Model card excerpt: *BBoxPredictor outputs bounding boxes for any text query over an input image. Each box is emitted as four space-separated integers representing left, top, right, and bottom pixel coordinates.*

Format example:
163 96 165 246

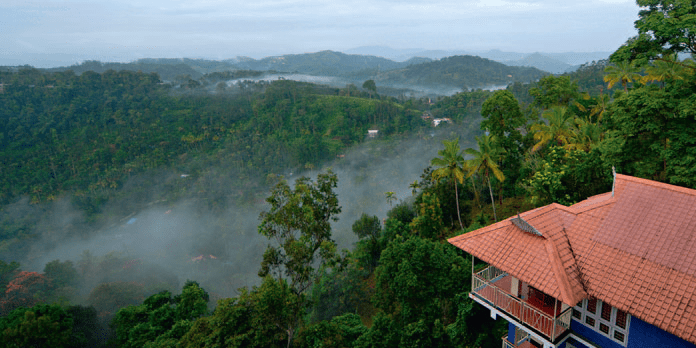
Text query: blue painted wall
625 316 696 348
570 319 624 348
570 316 696 348
507 322 516 343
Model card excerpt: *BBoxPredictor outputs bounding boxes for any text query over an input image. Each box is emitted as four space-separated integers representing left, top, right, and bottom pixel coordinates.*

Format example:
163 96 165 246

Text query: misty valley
3 8 696 345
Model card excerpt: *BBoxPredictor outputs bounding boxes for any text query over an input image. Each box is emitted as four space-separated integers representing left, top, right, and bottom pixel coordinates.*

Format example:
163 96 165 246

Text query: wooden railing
502 337 517 348
502 336 531 348
472 266 572 342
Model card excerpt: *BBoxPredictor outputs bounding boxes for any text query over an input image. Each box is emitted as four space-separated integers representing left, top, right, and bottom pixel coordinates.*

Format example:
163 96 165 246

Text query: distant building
432 118 451 127
367 129 379 138
449 174 696 348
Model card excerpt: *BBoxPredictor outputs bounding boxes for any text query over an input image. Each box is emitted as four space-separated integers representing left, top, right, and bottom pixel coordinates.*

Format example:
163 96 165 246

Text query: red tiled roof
448 174 696 344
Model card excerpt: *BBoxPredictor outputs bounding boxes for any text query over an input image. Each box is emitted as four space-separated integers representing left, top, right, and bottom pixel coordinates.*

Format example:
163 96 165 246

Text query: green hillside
376 55 548 89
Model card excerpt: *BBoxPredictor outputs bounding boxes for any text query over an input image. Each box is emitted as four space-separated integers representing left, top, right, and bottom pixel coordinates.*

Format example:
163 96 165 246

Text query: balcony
502 337 534 348
472 265 572 342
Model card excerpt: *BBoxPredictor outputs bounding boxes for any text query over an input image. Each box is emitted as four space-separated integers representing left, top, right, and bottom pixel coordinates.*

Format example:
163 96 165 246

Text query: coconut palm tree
604 61 642 92
567 118 602 152
465 135 505 222
385 191 396 207
530 106 576 152
642 53 687 87
574 90 610 125
431 138 467 230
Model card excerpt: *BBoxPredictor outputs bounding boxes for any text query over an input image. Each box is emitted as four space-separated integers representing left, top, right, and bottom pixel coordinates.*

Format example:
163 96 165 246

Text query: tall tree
430 139 467 230
257 170 341 347
362 80 376 99
480 90 525 139
611 0 696 64
529 75 579 108
642 53 690 87
604 61 642 91
465 135 505 222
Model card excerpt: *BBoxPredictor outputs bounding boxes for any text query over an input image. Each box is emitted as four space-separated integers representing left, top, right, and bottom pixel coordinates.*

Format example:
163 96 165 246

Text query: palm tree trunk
470 176 481 209
454 180 464 230
487 176 497 222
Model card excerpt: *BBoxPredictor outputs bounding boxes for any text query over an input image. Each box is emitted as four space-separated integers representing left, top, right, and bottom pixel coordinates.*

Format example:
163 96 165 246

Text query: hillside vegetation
2 2 696 347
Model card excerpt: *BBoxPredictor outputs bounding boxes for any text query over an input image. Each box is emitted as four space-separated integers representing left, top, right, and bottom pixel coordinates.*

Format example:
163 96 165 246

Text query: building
432 118 451 127
448 173 696 348
367 129 379 138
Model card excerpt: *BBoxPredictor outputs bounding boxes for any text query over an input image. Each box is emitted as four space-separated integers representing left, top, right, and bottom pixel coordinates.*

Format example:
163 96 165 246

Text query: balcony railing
502 337 533 348
472 266 572 342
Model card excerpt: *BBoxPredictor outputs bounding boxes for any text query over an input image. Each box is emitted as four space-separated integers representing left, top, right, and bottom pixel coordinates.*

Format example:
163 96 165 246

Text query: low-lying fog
7 120 482 299
222 73 505 97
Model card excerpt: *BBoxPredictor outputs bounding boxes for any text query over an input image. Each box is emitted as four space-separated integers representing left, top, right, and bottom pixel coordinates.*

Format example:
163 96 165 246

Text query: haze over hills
24 50 549 97
345 46 611 73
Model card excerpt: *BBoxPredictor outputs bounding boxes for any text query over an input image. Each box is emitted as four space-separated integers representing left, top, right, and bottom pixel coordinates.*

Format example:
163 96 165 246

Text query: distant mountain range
345 46 611 74
8 47 614 96
35 50 547 96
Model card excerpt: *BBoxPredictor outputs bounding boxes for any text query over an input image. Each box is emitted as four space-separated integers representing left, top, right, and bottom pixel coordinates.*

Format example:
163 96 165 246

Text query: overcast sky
1 0 640 67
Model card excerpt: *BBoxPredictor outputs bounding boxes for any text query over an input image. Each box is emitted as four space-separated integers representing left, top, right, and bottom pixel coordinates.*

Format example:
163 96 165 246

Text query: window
573 298 630 346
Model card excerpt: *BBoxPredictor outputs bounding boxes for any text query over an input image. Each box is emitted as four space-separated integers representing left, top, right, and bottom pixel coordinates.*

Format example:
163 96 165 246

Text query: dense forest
2 1 696 347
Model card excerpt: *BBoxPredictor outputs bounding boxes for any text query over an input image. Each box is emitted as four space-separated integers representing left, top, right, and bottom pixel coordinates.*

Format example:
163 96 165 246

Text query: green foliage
431 138 467 229
465 135 505 221
43 260 78 288
430 89 494 122
66 305 104 348
296 313 367 348
362 80 377 93
530 106 576 152
373 236 470 340
352 214 381 241
351 214 382 271
410 193 445 240
480 90 525 138
258 170 341 293
611 0 696 64
604 77 696 187
258 170 341 346
378 55 547 90
178 296 283 348
446 293 507 348
529 75 579 108
353 311 400 348
604 61 642 91
308 259 371 323
175 281 210 321
110 282 209 348
88 281 144 320
526 146 613 205
0 303 76 348
0 260 20 290
526 147 578 205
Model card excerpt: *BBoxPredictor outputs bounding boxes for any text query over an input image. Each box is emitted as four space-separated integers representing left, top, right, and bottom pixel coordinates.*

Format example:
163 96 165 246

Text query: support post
552 298 558 341
471 255 475 292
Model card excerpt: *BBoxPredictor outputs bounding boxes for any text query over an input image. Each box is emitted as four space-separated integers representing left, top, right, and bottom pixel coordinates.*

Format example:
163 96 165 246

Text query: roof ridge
447 220 512 244
569 195 616 214
544 239 575 305
617 174 696 196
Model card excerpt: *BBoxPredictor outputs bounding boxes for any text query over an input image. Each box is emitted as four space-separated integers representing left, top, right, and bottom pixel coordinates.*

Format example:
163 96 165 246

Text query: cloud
1 0 640 65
